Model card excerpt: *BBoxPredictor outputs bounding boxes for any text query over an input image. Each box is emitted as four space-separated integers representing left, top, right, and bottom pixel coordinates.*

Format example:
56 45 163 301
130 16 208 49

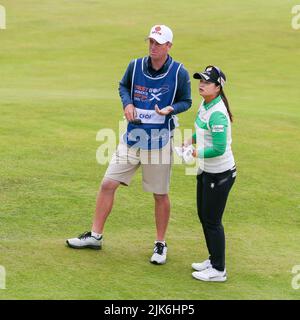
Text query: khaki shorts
104 139 173 194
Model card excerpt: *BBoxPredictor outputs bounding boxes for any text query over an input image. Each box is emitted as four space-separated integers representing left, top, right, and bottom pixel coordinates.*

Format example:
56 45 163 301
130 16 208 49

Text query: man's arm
118 60 135 109
118 60 137 121
171 65 192 115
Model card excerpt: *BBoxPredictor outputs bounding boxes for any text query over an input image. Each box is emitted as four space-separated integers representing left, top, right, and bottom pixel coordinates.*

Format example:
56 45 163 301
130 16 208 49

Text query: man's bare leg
66 178 121 249
91 178 120 234
153 193 170 241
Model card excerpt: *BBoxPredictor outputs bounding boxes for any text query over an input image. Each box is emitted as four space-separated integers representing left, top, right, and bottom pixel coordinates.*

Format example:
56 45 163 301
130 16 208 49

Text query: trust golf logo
0 265 6 289
291 5 300 30
0 4 6 29
291 265 300 290
133 85 170 102
149 86 170 102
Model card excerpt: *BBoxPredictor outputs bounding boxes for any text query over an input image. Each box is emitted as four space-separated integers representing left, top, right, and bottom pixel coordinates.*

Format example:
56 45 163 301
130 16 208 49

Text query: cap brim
193 72 210 80
148 35 168 44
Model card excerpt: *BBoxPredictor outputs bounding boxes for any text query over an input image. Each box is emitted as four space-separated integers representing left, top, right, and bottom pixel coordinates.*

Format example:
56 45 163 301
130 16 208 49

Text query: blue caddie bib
124 57 182 150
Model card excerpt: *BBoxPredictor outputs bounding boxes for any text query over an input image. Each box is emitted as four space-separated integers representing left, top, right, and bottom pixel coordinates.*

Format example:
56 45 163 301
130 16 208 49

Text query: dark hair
220 88 233 122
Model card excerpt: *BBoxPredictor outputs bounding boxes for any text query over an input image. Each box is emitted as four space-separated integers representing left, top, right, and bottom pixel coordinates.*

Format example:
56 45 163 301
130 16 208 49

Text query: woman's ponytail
220 88 233 122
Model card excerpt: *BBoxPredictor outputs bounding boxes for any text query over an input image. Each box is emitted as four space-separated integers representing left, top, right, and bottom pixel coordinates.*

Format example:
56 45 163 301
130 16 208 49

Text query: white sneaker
192 267 227 282
66 231 103 250
191 259 212 271
150 241 167 265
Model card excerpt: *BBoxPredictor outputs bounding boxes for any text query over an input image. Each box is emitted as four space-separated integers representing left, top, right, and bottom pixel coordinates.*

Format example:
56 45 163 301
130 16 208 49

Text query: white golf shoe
191 259 212 271
150 241 167 265
192 267 227 282
66 231 103 250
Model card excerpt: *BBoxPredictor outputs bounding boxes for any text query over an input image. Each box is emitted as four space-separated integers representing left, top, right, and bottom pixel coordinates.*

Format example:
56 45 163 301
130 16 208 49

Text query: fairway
0 0 300 300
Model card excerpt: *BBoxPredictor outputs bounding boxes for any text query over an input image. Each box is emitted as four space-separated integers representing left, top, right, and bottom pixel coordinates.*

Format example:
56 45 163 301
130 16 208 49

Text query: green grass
1 0 300 299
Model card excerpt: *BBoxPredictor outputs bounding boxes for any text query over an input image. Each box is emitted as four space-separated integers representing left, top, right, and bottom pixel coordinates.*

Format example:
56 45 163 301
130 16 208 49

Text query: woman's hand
155 104 174 115
183 137 193 148
192 149 198 158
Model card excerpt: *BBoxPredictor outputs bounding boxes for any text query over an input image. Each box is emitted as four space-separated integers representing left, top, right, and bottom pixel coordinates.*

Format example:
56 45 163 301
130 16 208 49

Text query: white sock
91 231 102 239
155 240 166 245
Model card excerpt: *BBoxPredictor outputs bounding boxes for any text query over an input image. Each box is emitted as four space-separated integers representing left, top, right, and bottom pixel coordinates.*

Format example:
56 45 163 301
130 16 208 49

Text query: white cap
148 25 173 44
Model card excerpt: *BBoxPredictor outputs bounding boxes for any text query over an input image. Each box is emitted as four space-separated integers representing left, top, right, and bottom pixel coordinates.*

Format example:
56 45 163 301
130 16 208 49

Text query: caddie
67 24 192 265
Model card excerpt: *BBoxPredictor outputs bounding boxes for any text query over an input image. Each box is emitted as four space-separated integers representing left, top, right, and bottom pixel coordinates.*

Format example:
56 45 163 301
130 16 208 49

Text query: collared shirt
119 55 192 115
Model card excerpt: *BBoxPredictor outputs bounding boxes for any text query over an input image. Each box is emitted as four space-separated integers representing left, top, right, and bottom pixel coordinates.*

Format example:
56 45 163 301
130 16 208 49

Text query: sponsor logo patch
152 26 162 35
136 108 165 124
212 125 224 132
133 85 169 102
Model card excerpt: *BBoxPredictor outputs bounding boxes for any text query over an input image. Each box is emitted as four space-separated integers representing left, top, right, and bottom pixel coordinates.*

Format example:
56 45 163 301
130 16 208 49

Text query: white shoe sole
150 259 166 265
192 272 227 282
66 240 102 250
191 263 212 271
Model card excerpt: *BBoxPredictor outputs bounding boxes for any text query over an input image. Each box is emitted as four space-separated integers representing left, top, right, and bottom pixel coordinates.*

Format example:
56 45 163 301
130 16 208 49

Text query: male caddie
66 25 192 264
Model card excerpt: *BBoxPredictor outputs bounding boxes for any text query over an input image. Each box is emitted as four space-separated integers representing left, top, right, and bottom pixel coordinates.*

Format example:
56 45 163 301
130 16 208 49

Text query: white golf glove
174 146 184 157
183 145 195 163
175 145 195 164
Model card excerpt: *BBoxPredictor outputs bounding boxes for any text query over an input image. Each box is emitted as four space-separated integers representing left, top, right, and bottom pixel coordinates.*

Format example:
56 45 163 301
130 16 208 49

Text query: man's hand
124 104 137 122
155 104 174 116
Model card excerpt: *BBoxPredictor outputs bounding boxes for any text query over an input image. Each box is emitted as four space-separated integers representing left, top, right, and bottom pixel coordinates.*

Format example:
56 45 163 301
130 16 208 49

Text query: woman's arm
194 111 228 158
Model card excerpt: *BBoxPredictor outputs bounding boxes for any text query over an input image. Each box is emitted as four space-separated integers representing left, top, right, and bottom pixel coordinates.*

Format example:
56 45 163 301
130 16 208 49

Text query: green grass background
0 0 300 299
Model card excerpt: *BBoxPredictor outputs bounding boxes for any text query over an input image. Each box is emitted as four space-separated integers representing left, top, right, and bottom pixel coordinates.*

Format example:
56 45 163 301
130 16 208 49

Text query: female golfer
184 66 236 282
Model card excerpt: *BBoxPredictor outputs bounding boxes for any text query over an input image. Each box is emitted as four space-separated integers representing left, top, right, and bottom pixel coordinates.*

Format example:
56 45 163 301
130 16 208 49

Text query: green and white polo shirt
193 95 235 173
